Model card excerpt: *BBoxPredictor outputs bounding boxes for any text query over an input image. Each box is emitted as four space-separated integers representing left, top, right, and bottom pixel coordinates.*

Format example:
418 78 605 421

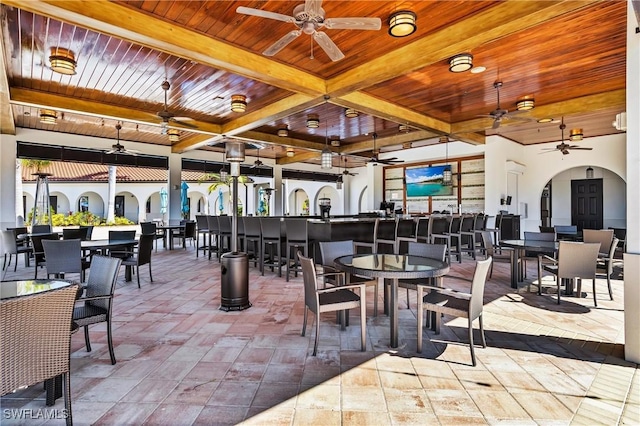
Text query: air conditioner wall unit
506 160 526 175
613 112 627 131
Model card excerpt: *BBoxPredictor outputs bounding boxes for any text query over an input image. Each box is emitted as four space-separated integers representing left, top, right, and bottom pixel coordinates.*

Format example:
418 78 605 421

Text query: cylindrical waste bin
220 252 251 311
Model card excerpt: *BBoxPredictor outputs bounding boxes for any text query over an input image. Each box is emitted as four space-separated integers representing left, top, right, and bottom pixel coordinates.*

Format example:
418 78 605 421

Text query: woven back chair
1 229 31 278
32 224 52 234
62 227 89 241
42 238 90 282
284 218 309 282
319 240 379 316
397 242 447 308
1 284 79 425
116 234 154 288
73 255 122 365
31 233 61 279
583 229 614 255
195 215 210 257
417 257 492 366
242 217 262 268
298 251 366 356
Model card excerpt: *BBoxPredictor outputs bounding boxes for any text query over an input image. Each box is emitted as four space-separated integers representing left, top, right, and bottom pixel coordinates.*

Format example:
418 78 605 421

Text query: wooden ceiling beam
237 130 327 152
220 94 321 136
0 40 15 135
327 1 592 97
10 88 223 135
450 132 486 146
451 90 626 134
171 134 218 154
277 151 319 165
4 0 326 97
338 130 435 155
334 93 450 135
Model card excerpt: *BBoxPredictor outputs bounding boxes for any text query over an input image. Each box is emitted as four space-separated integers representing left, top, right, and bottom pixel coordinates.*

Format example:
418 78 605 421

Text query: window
78 196 89 212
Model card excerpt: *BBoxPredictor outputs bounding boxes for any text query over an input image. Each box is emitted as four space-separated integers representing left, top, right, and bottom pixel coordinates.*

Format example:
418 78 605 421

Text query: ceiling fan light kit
516 99 535 111
167 128 180 142
230 94 247 113
344 108 359 118
49 47 77 75
39 109 57 124
449 53 473 72
388 10 417 37
306 114 320 128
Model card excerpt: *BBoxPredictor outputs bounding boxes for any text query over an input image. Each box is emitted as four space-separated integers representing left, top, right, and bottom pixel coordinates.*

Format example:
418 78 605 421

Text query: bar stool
206 216 220 260
284 218 309 281
195 215 210 258
353 218 378 254
242 217 262 270
217 216 232 259
430 215 459 264
395 218 417 254
375 218 397 254
260 217 284 277
458 214 478 260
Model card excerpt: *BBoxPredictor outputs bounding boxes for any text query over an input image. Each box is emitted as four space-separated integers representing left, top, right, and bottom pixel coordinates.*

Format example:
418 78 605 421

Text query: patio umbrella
159 187 168 215
218 187 224 214
181 181 189 217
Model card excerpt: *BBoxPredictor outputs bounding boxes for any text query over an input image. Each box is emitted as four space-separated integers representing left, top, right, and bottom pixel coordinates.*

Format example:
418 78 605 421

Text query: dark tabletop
334 254 450 279
501 239 559 252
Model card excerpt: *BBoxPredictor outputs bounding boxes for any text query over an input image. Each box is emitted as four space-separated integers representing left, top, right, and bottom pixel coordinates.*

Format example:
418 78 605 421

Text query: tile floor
1 242 638 425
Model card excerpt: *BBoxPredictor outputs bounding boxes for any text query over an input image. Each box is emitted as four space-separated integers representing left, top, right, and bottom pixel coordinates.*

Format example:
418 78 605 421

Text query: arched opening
540 166 626 230
76 191 104 219
288 188 309 216
115 191 139 223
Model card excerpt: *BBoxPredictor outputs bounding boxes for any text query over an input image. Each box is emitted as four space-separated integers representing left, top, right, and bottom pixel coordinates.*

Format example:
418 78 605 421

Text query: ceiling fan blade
264 30 302 56
313 31 345 61
569 146 593 150
236 6 294 23
304 0 322 17
492 118 501 129
323 17 382 30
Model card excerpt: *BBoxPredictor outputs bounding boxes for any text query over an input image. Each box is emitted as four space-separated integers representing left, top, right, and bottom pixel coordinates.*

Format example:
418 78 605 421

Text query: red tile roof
21 161 206 183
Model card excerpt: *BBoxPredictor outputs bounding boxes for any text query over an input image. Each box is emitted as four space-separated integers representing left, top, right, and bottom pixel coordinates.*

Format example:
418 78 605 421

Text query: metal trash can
220 252 251 311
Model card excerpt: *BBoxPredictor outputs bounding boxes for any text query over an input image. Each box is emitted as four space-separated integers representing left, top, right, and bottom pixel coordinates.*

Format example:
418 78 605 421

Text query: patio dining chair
31 233 61 279
583 229 614 256
417 257 492 366
111 234 154 288
319 240 379 317
298 251 366 356
42 238 91 282
539 241 600 305
1 229 31 279
0 284 79 426
397 242 447 309
596 237 619 302
73 255 122 365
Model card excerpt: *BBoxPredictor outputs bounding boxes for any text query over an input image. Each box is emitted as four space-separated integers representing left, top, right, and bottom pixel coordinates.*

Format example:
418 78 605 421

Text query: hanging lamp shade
306 114 320 128
49 47 77 75
167 128 180 142
570 128 584 141
321 147 332 169
344 108 359 118
230 95 247 113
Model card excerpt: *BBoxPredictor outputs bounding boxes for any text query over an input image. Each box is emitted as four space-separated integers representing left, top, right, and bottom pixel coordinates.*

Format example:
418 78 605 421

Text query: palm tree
200 173 253 215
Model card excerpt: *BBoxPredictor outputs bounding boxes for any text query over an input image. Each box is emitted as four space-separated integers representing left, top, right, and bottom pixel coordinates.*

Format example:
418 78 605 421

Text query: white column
0 134 18 229
168 153 182 223
365 163 383 211
624 0 640 363
272 166 283 216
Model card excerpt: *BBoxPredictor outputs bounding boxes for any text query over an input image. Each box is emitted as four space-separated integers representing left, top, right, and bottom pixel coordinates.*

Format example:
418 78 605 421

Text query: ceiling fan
340 156 357 176
251 148 264 168
156 80 197 133
105 123 140 155
541 117 593 155
368 132 403 165
479 81 530 129
236 0 381 62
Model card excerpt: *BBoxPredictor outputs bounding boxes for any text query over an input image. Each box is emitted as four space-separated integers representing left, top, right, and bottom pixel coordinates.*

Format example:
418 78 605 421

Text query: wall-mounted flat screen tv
405 165 453 198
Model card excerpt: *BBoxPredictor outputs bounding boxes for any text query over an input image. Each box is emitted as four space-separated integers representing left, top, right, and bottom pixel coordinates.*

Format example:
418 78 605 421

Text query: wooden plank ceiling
0 0 627 168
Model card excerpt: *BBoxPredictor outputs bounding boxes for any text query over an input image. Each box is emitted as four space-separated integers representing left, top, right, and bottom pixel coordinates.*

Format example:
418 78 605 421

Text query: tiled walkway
2 243 638 425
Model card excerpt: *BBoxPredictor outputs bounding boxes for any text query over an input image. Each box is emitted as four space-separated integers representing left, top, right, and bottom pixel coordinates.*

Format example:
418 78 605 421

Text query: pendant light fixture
320 97 332 169
39 109 57 124
49 47 77 75
442 136 452 185
230 95 247 113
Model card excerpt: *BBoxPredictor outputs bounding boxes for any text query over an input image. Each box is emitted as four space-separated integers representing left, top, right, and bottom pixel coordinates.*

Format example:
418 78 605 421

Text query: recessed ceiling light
470 66 486 74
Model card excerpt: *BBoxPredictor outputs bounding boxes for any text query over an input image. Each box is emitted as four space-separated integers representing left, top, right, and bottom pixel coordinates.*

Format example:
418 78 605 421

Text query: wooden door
571 179 603 230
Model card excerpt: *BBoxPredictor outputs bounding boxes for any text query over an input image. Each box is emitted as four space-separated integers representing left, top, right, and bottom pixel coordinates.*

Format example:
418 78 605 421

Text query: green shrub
48 211 133 226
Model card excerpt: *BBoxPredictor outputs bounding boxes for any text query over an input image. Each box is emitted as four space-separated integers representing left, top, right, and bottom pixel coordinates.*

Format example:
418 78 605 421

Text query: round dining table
500 239 558 289
334 253 450 349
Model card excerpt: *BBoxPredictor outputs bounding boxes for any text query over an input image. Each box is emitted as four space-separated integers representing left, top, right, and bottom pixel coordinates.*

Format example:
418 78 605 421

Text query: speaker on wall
506 196 512 205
